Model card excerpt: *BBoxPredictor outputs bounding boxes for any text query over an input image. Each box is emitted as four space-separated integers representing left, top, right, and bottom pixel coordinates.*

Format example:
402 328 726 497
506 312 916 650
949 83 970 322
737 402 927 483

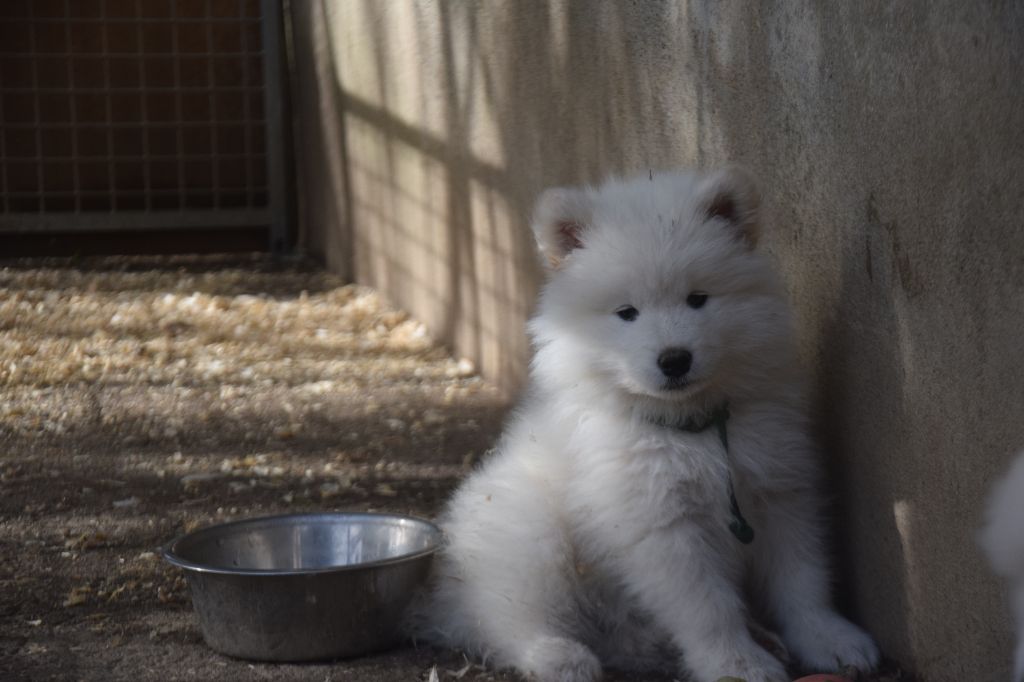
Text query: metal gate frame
0 0 289 253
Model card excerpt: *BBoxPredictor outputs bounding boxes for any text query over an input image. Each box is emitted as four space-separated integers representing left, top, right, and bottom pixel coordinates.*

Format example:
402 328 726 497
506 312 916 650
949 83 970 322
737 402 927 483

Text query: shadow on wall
289 0 705 388
287 0 355 283
288 1 1024 680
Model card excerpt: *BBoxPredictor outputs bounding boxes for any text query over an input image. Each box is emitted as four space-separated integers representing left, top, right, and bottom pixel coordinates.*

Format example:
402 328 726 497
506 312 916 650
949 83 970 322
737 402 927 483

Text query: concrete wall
289 2 1024 679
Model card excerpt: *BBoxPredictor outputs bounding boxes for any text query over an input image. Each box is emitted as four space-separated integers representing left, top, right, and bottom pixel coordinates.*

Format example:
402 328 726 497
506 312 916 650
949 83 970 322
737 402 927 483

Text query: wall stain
865 233 873 282
866 192 923 298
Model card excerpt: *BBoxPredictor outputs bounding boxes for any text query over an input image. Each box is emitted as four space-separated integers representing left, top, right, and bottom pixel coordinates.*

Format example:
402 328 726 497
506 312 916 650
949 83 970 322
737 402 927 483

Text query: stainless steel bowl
162 512 441 662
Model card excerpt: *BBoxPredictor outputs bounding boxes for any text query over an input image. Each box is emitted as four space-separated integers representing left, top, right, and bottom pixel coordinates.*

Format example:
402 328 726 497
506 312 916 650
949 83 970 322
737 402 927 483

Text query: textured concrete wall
289 2 1024 679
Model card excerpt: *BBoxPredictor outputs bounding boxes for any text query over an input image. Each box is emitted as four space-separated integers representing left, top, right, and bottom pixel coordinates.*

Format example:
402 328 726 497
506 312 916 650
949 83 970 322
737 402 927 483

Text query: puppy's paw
747 619 790 665
522 635 602 682
785 612 880 672
690 641 788 682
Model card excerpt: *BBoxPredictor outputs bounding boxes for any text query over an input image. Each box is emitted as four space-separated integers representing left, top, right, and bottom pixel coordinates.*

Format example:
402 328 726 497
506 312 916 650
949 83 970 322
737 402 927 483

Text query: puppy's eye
615 305 639 322
686 292 709 309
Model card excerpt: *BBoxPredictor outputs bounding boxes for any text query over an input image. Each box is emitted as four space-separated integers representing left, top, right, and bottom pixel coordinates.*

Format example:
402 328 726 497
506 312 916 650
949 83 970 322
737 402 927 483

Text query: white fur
980 451 1024 681
411 169 879 681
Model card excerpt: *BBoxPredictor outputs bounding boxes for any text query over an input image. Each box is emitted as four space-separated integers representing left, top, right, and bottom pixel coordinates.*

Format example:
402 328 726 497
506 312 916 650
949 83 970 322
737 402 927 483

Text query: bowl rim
161 511 443 576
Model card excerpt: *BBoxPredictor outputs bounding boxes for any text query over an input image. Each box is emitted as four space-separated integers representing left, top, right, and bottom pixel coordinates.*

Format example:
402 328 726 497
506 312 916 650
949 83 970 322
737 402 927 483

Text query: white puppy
980 451 1024 681
413 168 879 682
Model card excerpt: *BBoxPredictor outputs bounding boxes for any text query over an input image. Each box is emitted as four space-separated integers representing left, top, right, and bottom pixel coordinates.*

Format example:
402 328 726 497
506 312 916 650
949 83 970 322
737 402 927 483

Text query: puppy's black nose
657 348 692 378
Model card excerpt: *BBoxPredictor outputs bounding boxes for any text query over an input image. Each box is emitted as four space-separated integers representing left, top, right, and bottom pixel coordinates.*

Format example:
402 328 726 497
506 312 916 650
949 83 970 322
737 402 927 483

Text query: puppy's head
530 168 794 406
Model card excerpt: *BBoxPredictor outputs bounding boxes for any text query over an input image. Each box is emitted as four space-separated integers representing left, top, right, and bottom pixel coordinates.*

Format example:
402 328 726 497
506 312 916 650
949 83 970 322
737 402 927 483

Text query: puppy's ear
532 187 591 269
696 167 761 247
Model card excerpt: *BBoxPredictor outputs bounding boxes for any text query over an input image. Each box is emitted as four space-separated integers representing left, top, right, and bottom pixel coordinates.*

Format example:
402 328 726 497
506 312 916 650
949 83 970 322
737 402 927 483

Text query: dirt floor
0 255 908 682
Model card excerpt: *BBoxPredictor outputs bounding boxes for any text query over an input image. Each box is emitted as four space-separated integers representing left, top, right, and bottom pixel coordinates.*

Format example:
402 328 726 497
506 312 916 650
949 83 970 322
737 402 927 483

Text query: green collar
647 402 754 545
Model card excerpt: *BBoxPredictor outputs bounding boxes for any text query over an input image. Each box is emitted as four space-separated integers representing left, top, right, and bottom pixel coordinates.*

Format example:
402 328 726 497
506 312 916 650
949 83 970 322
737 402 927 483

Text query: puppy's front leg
752 489 879 672
618 521 787 682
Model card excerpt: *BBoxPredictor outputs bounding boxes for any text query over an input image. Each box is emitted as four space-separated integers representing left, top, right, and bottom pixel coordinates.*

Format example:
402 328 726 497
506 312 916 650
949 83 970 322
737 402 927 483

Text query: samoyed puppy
413 168 879 681
980 451 1024 681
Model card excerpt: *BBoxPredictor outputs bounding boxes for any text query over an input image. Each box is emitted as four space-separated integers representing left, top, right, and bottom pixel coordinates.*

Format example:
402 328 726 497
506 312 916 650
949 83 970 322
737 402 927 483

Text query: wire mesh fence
0 0 286 247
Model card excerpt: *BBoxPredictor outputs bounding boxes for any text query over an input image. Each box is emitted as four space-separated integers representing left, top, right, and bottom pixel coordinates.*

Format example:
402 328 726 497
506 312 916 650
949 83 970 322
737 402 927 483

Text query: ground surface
0 255 907 682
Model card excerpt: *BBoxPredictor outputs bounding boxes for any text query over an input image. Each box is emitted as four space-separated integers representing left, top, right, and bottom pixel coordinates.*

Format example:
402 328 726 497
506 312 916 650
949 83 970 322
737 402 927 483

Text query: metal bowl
162 512 441 662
